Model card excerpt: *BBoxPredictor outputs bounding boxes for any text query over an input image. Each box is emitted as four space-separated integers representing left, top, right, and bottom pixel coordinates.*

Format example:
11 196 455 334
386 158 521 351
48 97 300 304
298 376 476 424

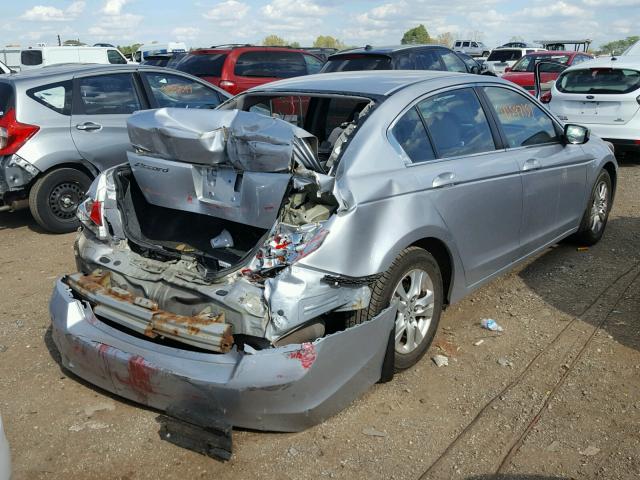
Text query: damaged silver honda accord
50 71 617 444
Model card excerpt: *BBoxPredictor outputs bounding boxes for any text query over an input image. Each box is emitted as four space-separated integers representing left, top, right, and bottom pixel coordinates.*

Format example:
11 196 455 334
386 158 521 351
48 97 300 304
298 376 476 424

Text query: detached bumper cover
50 278 395 432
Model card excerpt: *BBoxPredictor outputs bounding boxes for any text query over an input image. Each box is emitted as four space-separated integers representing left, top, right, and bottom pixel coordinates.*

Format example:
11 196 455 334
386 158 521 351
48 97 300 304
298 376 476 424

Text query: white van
133 42 187 63
19 46 127 70
0 49 21 71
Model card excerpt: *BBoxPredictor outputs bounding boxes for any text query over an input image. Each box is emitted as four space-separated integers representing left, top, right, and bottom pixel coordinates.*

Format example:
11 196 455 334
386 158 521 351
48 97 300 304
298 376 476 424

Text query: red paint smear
115 355 155 397
289 343 317 369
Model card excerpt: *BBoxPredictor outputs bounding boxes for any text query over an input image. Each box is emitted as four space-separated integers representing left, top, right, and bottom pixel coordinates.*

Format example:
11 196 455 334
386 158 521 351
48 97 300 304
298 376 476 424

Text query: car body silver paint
50 277 396 432
0 64 230 201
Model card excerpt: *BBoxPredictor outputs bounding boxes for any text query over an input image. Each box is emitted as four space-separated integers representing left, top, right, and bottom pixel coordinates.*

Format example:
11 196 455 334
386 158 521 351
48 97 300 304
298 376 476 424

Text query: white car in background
623 40 640 55
453 40 491 57
548 56 640 155
0 61 9 75
0 415 10 480
483 45 546 76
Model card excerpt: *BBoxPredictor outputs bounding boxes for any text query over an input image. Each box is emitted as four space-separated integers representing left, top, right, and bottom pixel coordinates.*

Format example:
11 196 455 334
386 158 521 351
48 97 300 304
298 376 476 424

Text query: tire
572 169 612 246
346 247 443 371
29 168 92 234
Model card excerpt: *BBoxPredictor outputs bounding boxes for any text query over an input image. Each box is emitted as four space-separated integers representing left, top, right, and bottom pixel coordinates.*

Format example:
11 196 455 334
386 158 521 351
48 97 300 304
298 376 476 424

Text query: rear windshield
21 50 43 66
0 82 14 117
487 50 522 62
142 57 171 67
511 54 570 72
234 51 307 78
557 68 640 94
176 53 227 77
321 54 392 72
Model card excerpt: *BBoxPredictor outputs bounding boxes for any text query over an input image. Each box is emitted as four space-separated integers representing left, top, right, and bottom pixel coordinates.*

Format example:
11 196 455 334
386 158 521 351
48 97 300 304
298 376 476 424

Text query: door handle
522 158 541 171
76 122 102 131
432 172 456 188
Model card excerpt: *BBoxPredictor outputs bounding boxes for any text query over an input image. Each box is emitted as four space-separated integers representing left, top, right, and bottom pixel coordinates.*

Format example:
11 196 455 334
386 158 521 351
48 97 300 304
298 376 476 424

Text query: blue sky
1 0 639 50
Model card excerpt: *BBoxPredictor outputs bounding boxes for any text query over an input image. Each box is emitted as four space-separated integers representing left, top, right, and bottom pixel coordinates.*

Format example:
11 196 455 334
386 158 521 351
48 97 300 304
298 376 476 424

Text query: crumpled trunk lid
126 108 320 229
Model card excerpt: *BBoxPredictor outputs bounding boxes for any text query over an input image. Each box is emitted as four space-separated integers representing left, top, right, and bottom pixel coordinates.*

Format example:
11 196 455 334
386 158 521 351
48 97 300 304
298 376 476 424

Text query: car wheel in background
573 169 612 246
346 246 443 371
29 168 92 234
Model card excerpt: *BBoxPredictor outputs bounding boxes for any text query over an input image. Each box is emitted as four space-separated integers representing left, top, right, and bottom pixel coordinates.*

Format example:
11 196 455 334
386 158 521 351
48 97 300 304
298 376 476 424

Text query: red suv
176 46 325 95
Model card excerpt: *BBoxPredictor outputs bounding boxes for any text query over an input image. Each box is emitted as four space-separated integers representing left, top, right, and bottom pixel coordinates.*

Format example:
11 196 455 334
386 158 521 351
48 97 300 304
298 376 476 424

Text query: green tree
598 36 639 55
435 32 454 48
263 34 287 46
290 41 301 48
313 35 345 50
117 43 142 57
63 39 85 46
401 24 431 45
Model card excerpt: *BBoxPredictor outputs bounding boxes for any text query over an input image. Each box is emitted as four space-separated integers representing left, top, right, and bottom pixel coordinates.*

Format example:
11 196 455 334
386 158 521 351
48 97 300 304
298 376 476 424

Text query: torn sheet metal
51 277 396 432
65 271 233 353
127 108 320 173
128 152 290 229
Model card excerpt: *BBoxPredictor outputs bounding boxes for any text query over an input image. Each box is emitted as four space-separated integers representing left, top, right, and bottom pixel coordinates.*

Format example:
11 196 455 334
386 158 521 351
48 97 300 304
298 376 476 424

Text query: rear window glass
177 53 227 77
21 50 43 66
0 83 14 117
487 50 522 62
321 54 392 73
557 68 640 94
27 81 72 115
234 51 307 78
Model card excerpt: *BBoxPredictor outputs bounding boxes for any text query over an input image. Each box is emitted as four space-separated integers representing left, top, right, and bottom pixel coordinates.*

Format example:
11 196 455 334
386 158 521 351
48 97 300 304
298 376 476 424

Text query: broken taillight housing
0 109 40 155
253 224 329 271
76 171 114 241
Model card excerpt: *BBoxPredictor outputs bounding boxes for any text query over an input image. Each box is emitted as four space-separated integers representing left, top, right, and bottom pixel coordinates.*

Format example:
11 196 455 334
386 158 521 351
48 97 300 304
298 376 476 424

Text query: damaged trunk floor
1 161 639 479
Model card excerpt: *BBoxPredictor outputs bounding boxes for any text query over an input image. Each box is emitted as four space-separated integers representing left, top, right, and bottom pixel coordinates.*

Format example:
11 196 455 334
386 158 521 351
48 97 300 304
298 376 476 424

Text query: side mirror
504 66 512 73
470 65 480 74
564 124 590 145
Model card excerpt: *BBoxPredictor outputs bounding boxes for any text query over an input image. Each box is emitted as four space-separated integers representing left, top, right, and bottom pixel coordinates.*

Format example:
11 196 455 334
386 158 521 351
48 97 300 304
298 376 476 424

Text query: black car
141 52 187 69
320 45 482 75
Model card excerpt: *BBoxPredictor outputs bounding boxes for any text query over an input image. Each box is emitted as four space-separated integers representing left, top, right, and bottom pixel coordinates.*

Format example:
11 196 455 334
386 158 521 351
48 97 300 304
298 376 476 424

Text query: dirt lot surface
1 160 639 480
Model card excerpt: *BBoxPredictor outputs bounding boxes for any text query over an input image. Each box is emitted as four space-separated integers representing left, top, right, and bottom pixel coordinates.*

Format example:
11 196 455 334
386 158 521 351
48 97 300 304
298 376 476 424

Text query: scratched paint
115 355 155 398
288 342 317 369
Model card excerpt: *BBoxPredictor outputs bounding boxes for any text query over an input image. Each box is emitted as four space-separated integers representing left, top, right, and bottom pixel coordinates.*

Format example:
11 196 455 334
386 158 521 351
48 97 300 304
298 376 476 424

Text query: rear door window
27 81 72 115
483 86 559 147
107 49 127 64
415 50 444 70
234 51 307 78
0 83 14 117
391 107 436 163
395 51 416 69
463 42 470 47
77 73 141 115
303 54 324 74
418 88 495 158
142 72 222 109
177 53 227 77
556 68 640 94
321 54 392 72
21 50 43 66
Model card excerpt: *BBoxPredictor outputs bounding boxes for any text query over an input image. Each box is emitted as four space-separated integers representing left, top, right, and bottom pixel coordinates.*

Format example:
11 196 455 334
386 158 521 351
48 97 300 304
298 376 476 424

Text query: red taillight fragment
540 91 552 104
0 108 40 155
89 200 103 226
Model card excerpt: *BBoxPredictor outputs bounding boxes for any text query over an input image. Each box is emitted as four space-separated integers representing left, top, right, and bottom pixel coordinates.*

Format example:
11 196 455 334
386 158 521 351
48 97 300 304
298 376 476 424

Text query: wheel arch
602 161 617 202
410 237 454 306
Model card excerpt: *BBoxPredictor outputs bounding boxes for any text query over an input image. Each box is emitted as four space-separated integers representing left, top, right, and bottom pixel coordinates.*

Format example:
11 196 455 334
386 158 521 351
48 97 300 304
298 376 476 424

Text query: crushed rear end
50 96 396 438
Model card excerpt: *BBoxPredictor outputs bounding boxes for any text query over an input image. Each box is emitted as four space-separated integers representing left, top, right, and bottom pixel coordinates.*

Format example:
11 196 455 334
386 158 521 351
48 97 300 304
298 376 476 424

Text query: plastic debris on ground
473 339 484 346
481 318 504 332
497 357 513 367
577 246 589 252
361 428 388 438
432 354 449 367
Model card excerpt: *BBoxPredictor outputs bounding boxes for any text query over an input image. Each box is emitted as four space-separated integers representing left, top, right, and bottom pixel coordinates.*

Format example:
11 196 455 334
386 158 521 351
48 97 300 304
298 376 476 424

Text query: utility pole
57 35 61 46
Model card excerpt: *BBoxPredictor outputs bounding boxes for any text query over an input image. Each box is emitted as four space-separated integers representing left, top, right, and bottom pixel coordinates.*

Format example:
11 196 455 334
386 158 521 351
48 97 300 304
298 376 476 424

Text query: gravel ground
0 159 638 480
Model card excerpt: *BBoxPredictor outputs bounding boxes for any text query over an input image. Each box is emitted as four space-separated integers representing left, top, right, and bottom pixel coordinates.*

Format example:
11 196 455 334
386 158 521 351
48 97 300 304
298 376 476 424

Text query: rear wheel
29 168 92 233
572 169 612 246
346 247 443 371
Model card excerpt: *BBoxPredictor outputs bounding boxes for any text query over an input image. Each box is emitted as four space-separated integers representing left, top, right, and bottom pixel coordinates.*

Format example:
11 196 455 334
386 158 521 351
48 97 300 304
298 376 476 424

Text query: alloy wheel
393 268 435 354
590 180 608 234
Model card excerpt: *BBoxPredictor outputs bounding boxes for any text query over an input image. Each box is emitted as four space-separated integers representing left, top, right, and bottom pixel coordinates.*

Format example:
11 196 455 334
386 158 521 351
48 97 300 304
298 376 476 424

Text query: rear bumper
50 278 395 432
602 138 640 153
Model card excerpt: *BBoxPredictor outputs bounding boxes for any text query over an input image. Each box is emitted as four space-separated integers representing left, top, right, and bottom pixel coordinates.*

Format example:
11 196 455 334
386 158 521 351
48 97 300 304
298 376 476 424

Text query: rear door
481 85 589 253
70 72 146 170
391 87 523 286
232 50 308 92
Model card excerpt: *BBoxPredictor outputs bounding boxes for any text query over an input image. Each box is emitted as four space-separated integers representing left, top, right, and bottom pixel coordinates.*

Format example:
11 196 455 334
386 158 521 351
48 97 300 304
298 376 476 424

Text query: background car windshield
557 68 640 94
21 50 43 66
321 54 392 72
512 54 570 72
177 53 227 77
234 51 307 78
487 50 522 62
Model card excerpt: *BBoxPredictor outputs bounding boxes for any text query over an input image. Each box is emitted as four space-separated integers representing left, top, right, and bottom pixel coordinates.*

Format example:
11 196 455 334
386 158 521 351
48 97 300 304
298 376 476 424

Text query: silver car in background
51 71 616 437
0 64 229 233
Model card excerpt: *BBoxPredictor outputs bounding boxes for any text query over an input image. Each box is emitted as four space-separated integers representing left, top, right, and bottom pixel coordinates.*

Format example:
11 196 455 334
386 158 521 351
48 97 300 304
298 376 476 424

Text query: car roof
331 45 443 56
192 46 313 55
563 55 640 72
4 63 138 81
242 70 493 98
